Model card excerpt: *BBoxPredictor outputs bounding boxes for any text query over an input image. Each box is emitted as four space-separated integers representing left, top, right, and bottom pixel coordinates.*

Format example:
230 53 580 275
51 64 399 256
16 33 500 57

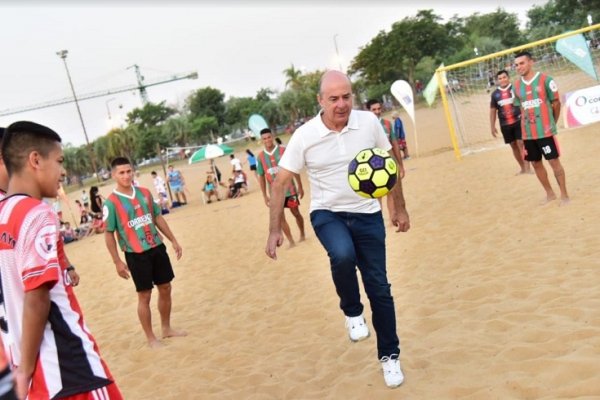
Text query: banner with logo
556 33 598 81
564 84 600 128
390 80 415 123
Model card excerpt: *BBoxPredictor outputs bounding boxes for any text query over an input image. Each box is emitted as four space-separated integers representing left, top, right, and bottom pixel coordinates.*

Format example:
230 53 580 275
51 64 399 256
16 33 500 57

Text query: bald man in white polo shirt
265 70 410 389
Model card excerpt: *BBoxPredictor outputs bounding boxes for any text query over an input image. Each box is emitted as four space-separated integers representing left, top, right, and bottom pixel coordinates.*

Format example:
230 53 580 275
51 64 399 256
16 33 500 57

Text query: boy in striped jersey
513 51 569 205
490 70 530 174
0 121 121 400
103 157 185 348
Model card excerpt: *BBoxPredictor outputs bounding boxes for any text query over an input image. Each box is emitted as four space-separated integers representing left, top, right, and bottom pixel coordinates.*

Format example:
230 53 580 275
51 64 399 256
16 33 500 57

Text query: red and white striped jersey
0 194 115 399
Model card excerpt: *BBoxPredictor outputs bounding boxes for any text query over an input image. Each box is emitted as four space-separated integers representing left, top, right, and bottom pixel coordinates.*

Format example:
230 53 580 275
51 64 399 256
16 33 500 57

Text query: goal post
435 23 600 159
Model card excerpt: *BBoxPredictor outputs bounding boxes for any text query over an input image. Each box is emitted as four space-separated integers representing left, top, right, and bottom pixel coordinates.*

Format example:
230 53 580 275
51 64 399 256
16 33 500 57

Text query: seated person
203 175 220 203
227 178 240 199
233 170 246 195
87 214 106 236
61 222 78 244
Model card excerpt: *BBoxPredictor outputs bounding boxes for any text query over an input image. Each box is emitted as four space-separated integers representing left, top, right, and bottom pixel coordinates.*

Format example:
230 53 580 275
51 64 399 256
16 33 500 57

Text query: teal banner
556 33 598 81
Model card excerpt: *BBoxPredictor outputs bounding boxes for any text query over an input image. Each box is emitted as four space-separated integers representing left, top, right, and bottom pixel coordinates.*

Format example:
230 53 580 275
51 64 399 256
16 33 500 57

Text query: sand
61 108 600 399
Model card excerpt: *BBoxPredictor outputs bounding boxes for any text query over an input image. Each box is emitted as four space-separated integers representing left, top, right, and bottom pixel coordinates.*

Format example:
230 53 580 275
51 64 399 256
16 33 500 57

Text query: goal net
436 24 600 158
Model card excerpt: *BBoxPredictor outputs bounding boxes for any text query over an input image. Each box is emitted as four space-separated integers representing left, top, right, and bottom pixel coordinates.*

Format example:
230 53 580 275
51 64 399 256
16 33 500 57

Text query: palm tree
283 64 303 90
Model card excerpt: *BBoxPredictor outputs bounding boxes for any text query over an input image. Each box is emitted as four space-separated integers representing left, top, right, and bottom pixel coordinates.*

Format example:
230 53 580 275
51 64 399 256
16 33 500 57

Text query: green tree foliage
185 87 226 126
63 144 91 178
126 101 175 129
224 96 260 129
526 0 599 40
462 9 524 48
190 116 219 143
350 10 451 86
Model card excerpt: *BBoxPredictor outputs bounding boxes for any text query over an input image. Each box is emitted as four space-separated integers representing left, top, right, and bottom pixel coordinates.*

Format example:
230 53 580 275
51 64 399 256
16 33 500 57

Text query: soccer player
104 157 185 348
0 127 16 400
265 71 410 388
167 165 187 205
393 113 410 160
490 69 530 174
0 121 122 399
513 51 569 205
366 99 405 178
257 128 305 247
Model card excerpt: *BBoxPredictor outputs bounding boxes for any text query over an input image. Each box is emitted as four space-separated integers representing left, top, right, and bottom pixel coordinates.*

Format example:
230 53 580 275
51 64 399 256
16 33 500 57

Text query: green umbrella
188 144 234 164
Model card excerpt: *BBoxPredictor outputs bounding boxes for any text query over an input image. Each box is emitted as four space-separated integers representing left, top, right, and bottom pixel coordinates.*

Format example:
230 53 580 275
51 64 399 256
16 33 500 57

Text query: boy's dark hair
260 128 272 135
365 99 381 110
110 157 131 169
496 70 509 78
515 50 533 60
2 121 62 176
151 171 157 176
0 127 5 140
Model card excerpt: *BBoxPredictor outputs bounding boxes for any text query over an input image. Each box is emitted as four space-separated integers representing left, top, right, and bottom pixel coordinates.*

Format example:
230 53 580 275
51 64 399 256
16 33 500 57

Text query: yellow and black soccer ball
348 148 398 198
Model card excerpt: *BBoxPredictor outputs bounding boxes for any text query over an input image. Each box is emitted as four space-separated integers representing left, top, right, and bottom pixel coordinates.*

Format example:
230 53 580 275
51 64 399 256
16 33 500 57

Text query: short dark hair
1 121 62 176
0 127 5 141
496 70 509 78
110 157 131 169
151 171 157 176
515 50 533 60
260 128 272 135
366 99 381 110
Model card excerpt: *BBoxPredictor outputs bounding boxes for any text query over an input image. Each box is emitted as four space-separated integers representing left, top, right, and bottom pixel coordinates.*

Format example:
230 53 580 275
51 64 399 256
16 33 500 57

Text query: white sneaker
345 315 369 342
380 354 404 388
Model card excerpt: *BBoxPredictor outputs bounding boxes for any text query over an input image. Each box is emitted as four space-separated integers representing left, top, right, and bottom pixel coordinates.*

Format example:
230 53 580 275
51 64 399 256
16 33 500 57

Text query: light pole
56 49 99 180
105 97 116 120
333 34 343 72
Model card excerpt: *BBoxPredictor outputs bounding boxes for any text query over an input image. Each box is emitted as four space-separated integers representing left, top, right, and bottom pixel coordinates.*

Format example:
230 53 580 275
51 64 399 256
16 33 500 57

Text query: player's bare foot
299 234 306 242
559 197 570 206
287 242 296 249
540 193 557 205
162 328 187 338
148 339 164 349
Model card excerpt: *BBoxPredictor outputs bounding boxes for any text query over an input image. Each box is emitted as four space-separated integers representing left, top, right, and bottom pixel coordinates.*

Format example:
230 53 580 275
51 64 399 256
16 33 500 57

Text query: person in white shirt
151 171 170 211
265 71 410 389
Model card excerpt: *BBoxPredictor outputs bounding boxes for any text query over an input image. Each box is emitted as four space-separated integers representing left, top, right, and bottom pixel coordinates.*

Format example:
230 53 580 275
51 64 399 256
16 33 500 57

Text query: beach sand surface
63 107 600 399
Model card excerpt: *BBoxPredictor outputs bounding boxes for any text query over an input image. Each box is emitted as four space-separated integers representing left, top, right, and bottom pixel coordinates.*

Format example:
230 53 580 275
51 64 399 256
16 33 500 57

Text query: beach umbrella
188 144 234 164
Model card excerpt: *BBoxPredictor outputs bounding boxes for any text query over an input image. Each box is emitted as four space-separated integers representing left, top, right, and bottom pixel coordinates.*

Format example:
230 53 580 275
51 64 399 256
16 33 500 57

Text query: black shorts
250 164 257 171
284 195 300 209
524 136 560 162
124 244 175 292
500 123 522 144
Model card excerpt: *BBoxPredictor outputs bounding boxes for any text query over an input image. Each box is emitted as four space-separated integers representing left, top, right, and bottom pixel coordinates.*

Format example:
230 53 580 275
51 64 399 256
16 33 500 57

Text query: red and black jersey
490 84 521 126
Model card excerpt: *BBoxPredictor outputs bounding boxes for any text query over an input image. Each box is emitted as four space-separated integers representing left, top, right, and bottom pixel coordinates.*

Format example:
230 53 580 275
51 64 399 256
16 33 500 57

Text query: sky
0 1 547 146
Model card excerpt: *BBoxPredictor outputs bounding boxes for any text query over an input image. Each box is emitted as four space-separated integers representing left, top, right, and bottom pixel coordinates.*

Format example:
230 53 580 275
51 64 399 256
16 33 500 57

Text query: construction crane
0 67 198 117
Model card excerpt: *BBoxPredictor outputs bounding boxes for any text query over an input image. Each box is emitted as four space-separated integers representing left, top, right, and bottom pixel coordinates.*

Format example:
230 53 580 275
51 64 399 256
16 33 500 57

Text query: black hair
90 186 99 196
365 99 381 110
496 70 509 78
110 157 131 169
260 128 272 135
246 149 255 157
515 50 533 60
275 137 282 145
151 171 157 176
1 121 62 176
0 127 4 141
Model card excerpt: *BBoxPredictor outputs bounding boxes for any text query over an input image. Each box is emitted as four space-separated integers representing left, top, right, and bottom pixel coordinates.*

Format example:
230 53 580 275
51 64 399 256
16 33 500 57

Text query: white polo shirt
279 109 391 213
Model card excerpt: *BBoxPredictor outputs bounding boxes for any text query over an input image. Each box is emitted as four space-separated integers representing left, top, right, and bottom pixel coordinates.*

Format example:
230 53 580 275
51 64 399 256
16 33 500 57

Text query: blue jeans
310 210 400 359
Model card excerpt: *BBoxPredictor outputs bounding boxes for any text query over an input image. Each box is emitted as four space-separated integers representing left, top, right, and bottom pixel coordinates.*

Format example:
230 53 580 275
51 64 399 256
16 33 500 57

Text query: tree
283 64 303 89
189 116 219 144
63 144 91 179
126 101 175 129
224 96 260 129
185 87 226 126
162 115 192 147
526 0 599 40
349 10 450 86
462 9 524 48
